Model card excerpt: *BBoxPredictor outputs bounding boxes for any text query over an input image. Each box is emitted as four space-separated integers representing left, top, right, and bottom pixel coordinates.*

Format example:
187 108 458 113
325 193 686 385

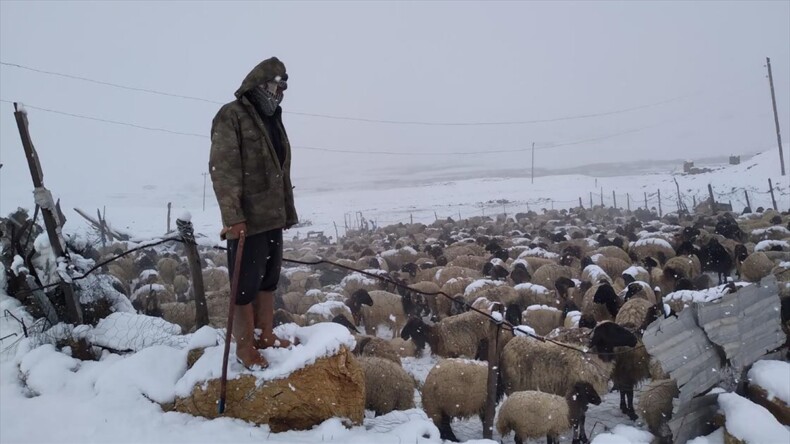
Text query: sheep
273 308 306 327
400 310 489 358
546 326 594 348
331 314 402 364
622 266 651 285
581 282 622 322
701 238 734 284
589 321 648 420
500 336 612 398
532 264 575 289
389 337 418 357
520 257 558 275
344 288 374 326
522 305 568 336
496 381 602 444
401 281 441 319
360 289 429 339
590 255 631 283
614 297 656 328
509 262 531 285
156 257 179 285
662 255 700 281
433 265 481 287
173 275 190 301
637 379 680 444
436 277 475 319
282 289 324 315
356 356 415 416
202 267 229 293
303 300 354 325
621 281 659 305
739 251 775 282
591 245 632 264
160 301 196 334
447 254 489 272
631 238 676 265
421 358 490 442
581 264 614 285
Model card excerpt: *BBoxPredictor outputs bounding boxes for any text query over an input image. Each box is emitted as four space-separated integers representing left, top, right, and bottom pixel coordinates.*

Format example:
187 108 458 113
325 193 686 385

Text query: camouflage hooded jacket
209 57 298 238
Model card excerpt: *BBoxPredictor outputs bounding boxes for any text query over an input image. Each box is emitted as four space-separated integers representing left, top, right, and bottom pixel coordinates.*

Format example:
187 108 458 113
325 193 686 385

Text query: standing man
209 57 298 368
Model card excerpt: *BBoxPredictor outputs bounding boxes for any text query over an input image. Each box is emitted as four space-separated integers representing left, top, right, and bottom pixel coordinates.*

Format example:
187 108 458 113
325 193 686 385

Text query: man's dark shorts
227 228 283 305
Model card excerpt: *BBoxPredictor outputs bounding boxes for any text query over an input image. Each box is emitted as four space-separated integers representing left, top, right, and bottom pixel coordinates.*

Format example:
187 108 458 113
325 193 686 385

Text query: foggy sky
1 1 788 215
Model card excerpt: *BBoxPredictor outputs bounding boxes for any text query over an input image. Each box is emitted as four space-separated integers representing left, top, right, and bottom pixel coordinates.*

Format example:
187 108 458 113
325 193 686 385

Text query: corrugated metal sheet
642 277 784 443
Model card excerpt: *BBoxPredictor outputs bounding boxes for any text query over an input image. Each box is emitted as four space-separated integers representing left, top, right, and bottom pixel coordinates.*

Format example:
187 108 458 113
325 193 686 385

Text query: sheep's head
331 314 359 334
622 273 636 285
593 284 620 318
568 381 602 407
578 314 597 329
580 256 594 269
624 282 644 301
643 256 659 270
436 255 448 266
505 303 523 326
734 244 748 262
663 265 684 282
510 264 530 285
450 295 468 316
589 321 637 362
400 262 419 277
402 291 431 318
493 249 509 262
273 308 294 327
400 317 428 350
674 278 693 291
554 276 576 299
485 241 501 254
346 289 373 325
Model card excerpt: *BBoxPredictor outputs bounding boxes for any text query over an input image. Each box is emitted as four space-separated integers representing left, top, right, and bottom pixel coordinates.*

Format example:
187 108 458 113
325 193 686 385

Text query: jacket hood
234 57 287 99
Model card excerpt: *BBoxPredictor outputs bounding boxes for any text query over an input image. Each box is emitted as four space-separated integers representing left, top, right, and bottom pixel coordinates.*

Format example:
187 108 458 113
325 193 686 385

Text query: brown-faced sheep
637 379 680 444
356 356 415 416
400 310 489 358
496 382 602 444
421 358 491 442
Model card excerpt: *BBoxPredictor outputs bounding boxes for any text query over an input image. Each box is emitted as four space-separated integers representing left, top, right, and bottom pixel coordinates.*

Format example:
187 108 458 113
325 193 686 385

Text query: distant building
683 161 694 173
729 155 741 165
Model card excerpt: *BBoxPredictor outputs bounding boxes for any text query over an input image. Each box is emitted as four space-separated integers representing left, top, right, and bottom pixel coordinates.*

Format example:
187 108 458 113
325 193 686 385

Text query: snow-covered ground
1 149 789 444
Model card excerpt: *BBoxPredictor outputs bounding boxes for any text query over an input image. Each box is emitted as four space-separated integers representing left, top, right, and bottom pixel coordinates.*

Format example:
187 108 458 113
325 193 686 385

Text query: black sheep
702 238 733 284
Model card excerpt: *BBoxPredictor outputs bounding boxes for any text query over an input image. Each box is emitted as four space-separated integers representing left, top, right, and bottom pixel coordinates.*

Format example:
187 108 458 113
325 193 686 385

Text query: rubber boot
234 303 268 369
254 291 295 349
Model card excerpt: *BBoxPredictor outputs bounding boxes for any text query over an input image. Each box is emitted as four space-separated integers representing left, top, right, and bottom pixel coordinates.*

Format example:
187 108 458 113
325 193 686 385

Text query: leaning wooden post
177 215 209 329
600 188 604 207
13 103 82 324
644 192 648 210
612 191 617 209
768 178 778 211
96 209 106 248
626 193 631 212
333 221 340 243
589 192 593 208
482 302 504 440
693 195 697 210
743 190 751 211
657 189 662 217
707 184 716 213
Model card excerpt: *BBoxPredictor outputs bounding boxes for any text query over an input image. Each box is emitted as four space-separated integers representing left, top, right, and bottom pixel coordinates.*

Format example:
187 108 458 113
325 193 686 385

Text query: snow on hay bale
173 323 364 432
746 360 790 425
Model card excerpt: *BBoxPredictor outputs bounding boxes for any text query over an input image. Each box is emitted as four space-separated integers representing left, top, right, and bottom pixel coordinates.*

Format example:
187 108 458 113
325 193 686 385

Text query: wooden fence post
589 192 593 208
693 195 697 210
768 179 778 211
333 222 340 243
708 184 716 213
626 193 631 212
612 191 617 209
579 197 583 209
13 103 82 324
167 202 172 233
658 189 663 217
177 217 209 329
600 188 604 207
744 190 751 211
644 192 648 210
96 209 106 248
482 303 503 440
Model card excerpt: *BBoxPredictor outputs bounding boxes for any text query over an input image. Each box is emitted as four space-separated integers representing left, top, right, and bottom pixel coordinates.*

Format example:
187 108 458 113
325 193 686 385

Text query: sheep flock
3 204 790 443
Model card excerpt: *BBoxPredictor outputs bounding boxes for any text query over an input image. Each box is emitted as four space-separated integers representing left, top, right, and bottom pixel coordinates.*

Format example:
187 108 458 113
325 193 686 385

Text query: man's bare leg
253 290 294 348
234 303 268 368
